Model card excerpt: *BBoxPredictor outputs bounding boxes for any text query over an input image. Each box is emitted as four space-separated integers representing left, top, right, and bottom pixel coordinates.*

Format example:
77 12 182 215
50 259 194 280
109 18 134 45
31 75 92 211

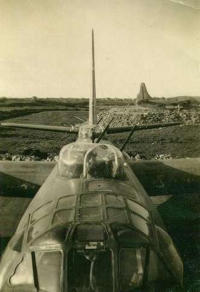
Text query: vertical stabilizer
89 29 97 125
137 82 151 101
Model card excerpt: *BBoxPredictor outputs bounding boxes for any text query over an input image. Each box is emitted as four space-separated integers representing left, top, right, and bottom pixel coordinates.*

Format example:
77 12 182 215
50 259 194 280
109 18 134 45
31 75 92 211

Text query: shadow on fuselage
131 159 200 196
0 171 39 198
0 159 200 287
158 195 200 288
131 160 200 288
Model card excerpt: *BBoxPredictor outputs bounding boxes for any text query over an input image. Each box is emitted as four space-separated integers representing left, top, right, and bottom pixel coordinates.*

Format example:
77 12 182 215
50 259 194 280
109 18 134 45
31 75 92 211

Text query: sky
0 0 200 98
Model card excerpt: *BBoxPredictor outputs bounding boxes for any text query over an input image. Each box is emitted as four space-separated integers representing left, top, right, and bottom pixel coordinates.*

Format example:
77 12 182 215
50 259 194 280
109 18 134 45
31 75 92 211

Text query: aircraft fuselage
0 141 183 292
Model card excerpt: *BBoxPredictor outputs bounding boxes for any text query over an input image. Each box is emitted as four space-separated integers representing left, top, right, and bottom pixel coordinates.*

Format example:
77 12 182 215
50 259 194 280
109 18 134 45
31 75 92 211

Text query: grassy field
0 97 135 124
0 109 200 159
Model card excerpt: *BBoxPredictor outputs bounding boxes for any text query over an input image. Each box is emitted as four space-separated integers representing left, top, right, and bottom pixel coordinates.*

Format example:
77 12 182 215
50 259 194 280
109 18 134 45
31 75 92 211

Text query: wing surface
130 158 200 283
0 161 55 253
0 196 31 238
0 161 55 197
0 122 79 133
130 158 200 196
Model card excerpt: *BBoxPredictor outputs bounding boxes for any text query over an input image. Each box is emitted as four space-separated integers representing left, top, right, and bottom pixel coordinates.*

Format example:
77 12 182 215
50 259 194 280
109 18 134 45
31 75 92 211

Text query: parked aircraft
0 31 199 292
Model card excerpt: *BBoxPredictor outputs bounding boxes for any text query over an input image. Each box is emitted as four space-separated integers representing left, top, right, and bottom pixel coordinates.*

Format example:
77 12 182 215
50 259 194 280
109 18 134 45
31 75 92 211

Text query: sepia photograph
0 0 200 291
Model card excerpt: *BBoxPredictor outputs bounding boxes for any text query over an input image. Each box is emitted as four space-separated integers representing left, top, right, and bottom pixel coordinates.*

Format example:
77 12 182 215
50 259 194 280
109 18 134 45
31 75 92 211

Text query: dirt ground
0 107 199 160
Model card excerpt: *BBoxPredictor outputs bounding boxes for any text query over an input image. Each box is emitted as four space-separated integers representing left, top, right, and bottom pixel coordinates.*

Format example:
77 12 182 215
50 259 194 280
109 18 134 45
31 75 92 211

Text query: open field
0 106 200 160
0 97 136 122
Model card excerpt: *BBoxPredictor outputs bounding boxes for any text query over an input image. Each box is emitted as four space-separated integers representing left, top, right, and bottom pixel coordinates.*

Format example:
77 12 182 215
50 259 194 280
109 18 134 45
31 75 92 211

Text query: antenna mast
89 29 97 125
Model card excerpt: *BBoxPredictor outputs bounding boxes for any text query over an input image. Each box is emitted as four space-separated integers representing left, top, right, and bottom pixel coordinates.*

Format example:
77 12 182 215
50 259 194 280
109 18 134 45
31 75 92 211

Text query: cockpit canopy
58 142 127 180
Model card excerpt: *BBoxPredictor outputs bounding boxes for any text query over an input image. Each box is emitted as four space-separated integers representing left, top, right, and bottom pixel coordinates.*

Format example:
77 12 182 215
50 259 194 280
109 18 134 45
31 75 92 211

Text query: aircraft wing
0 122 79 133
130 158 200 196
0 161 55 197
0 196 31 238
130 158 200 283
130 158 200 228
0 161 55 252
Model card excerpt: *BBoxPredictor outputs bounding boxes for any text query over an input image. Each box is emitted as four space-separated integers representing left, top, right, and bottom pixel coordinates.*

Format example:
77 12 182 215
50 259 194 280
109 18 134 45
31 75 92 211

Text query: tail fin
137 82 151 101
89 29 97 125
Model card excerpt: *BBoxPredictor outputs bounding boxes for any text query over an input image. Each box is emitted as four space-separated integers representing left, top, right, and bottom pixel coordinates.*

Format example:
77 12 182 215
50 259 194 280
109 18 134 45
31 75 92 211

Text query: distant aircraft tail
0 31 182 143
89 29 97 125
